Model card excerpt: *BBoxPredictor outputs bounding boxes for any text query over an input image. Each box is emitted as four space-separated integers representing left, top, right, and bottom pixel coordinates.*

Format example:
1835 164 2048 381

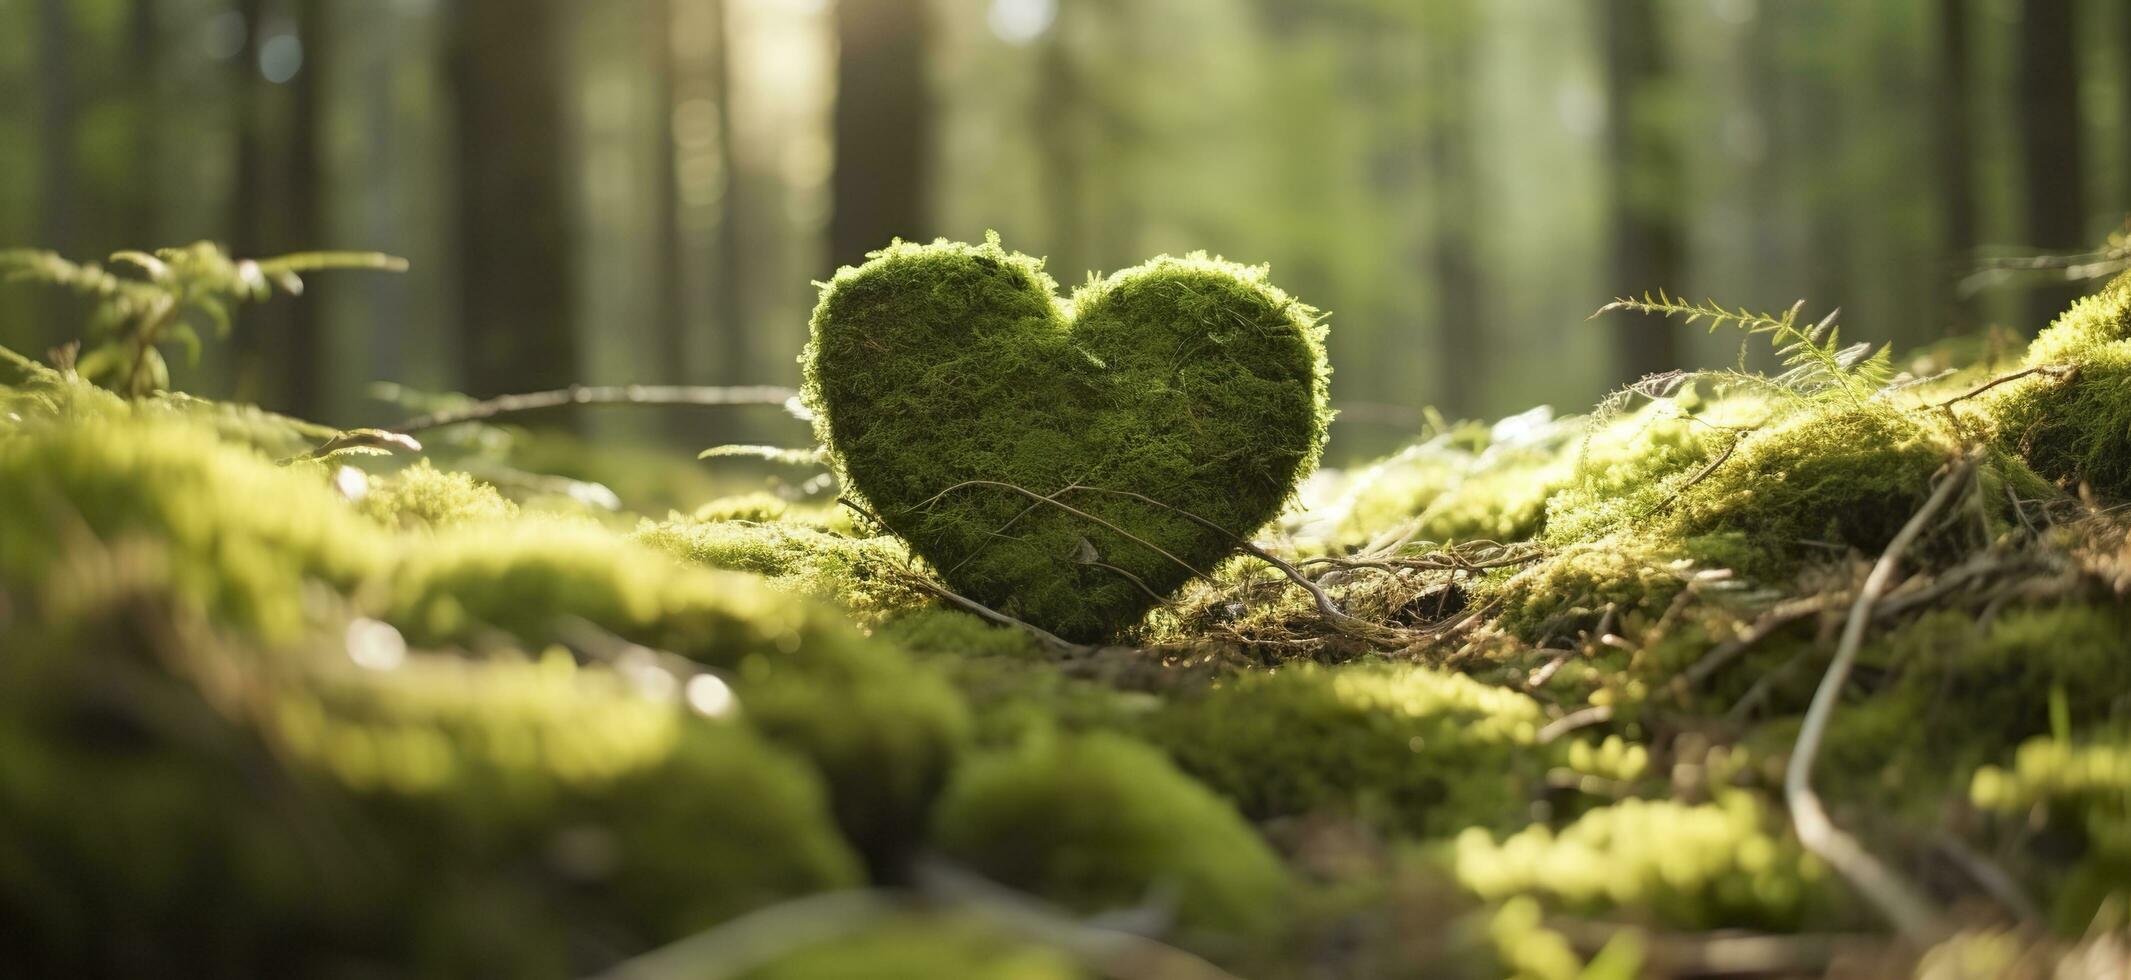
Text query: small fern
0 241 406 398
1593 292 1894 410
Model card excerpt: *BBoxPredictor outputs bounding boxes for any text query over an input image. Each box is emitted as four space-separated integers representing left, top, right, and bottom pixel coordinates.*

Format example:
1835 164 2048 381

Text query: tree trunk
1423 4 1485 417
1600 0 1685 383
650 0 690 401
35 0 76 354
451 0 579 399
285 0 328 419
227 0 278 402
1934 0 1977 329
828 0 932 269
707 0 747 388
127 0 160 242
2017 0 2085 331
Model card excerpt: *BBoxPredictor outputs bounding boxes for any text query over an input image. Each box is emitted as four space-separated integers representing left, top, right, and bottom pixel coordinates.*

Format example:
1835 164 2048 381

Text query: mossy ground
10 266 2131 977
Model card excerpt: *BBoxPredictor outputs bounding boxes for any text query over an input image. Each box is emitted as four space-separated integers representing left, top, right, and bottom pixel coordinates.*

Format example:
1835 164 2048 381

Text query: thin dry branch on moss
387 383 802 434
1785 451 1977 941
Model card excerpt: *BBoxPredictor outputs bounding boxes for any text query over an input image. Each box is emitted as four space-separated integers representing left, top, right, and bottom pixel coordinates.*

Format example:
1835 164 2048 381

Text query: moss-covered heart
803 235 1330 642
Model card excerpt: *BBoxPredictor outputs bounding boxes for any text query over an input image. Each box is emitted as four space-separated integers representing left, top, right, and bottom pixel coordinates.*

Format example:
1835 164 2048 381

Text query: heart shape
803 235 1330 642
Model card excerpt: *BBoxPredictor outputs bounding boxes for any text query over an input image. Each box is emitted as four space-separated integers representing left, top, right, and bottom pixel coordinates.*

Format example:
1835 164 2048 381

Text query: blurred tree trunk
451 0 579 399
35 0 75 354
1934 0 1977 328
1422 3 1485 417
285 0 327 419
707 0 747 388
228 0 279 403
829 0 933 268
1037 21 1086 279
127 0 160 241
1600 0 1684 382
650 0 690 421
2017 0 2085 331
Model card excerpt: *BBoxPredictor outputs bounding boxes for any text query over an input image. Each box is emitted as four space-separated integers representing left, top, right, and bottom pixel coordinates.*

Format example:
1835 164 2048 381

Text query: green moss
1971 732 2131 933
1481 532 1698 639
380 523 970 864
1328 410 1578 547
0 619 862 977
2024 269 2131 367
0 414 386 642
692 490 792 523
1665 408 1957 572
1450 792 1834 931
804 235 1331 643
631 515 930 624
742 914 1091 980
931 730 1291 933
1144 662 1547 836
1989 343 2131 500
358 460 519 529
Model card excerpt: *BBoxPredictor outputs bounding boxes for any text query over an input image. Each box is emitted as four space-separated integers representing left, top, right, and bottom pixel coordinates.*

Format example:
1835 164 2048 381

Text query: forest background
1 0 2125 465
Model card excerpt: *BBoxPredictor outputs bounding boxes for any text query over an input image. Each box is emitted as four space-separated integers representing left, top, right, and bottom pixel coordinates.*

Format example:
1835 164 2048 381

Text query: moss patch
931 730 1290 933
804 235 1331 642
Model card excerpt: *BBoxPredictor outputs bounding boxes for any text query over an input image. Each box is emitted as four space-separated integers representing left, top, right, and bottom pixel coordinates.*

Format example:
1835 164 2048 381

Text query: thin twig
1052 484 1397 639
1537 704 1613 744
1931 364 2076 410
388 383 799 434
1651 432 1741 515
1786 453 1976 941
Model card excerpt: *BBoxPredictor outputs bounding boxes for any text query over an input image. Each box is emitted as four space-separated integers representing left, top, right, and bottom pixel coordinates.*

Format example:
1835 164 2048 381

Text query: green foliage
1143 662 1548 836
931 730 1291 933
0 242 404 397
804 235 1331 642
1450 792 1834 931
1593 294 1893 411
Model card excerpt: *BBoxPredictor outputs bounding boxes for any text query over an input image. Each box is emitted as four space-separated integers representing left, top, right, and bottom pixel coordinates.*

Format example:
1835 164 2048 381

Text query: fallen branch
1785 453 1976 941
1931 363 2076 410
388 383 799 434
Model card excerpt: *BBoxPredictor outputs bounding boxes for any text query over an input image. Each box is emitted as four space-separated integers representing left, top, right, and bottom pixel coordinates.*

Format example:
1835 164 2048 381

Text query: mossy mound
1989 344 2131 501
0 614 862 978
804 234 1331 642
357 460 519 529
931 730 1291 933
741 913 1092 980
1143 662 1549 836
1972 732 2131 932
632 514 931 624
1450 793 1836 931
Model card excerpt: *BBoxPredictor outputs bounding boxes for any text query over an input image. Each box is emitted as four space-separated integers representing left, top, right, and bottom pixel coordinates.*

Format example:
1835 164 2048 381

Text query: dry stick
388 383 799 434
1785 453 1978 942
1931 363 2076 410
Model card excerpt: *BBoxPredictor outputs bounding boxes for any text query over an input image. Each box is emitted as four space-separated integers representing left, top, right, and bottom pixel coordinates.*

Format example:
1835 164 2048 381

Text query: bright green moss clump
932 731 1291 933
1144 662 1547 836
632 515 930 624
2024 267 2131 367
1989 344 2131 501
1972 733 2131 932
0 414 387 641
1450 792 1833 931
357 460 518 529
804 235 1331 642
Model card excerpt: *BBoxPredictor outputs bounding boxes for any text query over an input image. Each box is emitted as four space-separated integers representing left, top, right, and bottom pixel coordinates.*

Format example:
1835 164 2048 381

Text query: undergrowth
5 242 2131 977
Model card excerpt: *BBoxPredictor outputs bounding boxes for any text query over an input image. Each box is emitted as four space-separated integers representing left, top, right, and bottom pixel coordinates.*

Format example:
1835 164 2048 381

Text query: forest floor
4 250 2131 978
